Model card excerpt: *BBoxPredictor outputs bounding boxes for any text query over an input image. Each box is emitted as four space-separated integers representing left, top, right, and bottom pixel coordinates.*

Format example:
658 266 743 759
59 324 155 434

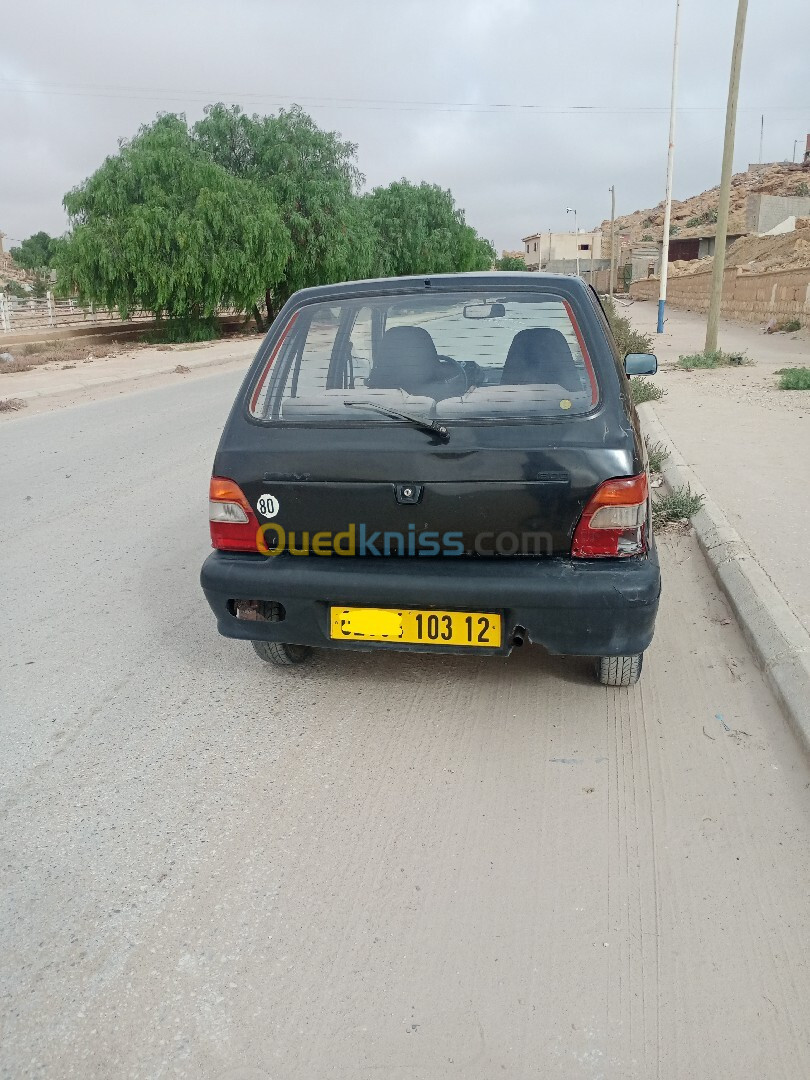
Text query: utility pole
705 0 749 355
658 0 682 334
566 207 579 277
793 139 798 163
609 186 616 297
759 113 764 163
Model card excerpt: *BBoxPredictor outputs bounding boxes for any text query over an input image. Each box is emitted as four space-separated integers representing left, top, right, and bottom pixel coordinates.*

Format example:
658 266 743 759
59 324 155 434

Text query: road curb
7 350 251 404
640 403 810 755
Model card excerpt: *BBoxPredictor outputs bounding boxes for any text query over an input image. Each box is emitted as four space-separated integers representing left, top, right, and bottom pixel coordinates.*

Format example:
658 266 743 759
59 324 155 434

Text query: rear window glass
250 291 598 423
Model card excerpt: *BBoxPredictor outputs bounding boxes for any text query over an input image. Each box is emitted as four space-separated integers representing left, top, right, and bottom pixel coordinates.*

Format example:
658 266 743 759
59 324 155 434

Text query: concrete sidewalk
626 300 810 634
0 335 259 414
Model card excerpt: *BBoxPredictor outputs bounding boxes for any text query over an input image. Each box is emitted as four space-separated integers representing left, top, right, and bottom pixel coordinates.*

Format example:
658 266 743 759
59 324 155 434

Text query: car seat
500 328 583 392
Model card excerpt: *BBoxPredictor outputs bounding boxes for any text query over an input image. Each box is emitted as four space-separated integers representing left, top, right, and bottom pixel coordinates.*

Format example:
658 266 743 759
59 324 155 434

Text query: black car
201 273 660 685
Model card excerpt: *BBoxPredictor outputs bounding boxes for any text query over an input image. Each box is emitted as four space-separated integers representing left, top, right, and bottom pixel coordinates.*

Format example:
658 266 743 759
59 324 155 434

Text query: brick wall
630 266 810 326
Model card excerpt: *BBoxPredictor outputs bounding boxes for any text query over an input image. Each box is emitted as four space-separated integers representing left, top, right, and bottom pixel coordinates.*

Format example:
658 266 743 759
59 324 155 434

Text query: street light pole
705 0 749 354
566 207 579 277
609 185 616 298
658 0 682 334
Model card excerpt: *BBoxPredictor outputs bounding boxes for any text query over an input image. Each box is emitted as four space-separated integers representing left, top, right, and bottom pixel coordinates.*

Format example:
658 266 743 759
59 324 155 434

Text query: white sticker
256 493 279 519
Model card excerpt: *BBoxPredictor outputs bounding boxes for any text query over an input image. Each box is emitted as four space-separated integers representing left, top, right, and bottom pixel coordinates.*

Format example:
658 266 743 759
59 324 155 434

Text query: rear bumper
200 548 661 657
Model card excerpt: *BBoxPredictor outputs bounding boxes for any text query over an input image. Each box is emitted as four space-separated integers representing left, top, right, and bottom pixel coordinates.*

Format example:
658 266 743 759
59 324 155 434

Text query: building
668 233 745 262
522 229 603 270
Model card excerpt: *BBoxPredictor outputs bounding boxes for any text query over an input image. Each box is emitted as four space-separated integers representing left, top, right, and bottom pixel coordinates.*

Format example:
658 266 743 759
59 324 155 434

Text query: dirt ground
626 299 810 634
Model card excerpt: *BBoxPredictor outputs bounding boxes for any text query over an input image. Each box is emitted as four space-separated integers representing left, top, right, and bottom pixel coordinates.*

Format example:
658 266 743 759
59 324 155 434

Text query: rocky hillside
599 161 810 246
1 250 31 287
671 216 810 276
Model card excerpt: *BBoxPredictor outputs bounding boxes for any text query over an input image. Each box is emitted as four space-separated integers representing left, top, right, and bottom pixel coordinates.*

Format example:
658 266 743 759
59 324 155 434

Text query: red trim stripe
249 311 299 414
562 299 598 405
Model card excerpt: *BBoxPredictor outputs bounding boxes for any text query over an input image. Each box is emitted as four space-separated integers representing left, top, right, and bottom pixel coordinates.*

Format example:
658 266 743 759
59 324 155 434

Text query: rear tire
596 653 643 686
250 602 313 667
252 639 313 666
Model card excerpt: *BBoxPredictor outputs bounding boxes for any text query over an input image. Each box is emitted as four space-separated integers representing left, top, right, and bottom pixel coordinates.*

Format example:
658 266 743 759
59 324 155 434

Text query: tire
250 602 313 667
252 639 313 666
596 653 643 686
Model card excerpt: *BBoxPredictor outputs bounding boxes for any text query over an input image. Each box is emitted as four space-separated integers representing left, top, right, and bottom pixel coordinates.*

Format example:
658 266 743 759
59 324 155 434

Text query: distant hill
599 161 810 247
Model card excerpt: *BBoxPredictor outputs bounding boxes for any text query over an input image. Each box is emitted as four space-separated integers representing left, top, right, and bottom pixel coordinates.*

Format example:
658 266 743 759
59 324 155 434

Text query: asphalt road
2 369 810 1079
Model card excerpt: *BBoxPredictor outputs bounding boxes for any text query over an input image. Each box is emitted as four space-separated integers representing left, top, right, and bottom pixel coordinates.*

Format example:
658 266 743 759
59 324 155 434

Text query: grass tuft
645 439 670 473
652 484 705 527
676 350 751 370
630 376 666 404
0 397 27 412
777 367 810 390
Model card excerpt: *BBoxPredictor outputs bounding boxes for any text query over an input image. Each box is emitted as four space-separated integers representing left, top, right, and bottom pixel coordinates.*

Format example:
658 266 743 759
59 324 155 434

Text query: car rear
200 273 660 679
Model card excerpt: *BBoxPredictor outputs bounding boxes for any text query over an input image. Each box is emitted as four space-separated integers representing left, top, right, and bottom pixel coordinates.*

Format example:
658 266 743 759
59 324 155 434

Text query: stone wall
630 265 810 326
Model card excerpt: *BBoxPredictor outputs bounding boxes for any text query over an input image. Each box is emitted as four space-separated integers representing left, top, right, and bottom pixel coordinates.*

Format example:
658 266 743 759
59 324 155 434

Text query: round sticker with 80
256 493 279 519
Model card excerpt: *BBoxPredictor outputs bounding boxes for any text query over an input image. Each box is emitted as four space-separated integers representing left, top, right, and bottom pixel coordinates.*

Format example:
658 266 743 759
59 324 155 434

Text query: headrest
501 327 582 392
368 326 445 392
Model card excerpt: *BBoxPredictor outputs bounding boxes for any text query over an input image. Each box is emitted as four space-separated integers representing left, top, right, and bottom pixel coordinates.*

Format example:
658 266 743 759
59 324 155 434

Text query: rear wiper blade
343 400 450 442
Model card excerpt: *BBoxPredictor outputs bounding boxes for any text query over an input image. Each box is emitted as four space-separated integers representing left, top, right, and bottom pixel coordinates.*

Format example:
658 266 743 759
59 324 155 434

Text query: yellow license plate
330 607 502 648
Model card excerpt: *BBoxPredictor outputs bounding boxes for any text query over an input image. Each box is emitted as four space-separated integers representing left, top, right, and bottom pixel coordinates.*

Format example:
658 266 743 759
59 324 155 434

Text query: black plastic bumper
200 548 661 657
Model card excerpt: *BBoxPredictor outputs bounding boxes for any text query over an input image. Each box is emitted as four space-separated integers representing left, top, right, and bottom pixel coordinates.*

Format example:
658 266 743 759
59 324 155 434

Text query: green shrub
145 318 221 344
777 367 810 390
676 350 751 370
630 377 666 404
645 439 670 473
774 319 802 333
652 485 705 527
685 208 718 229
601 296 654 356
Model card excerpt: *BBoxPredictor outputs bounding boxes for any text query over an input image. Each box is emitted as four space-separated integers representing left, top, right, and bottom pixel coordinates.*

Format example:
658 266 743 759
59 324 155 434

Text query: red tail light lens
572 474 649 558
209 476 260 551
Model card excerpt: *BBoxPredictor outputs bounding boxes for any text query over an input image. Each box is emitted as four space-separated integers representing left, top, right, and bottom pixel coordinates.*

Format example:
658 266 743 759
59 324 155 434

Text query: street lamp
566 207 579 277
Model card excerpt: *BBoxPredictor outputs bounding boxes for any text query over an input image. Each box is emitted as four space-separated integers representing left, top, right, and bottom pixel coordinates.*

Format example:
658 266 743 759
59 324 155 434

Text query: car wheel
252 639 313 666
251 602 313 667
596 653 643 686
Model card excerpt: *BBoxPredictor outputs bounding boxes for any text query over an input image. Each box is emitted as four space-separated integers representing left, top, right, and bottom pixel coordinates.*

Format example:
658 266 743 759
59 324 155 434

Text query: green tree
495 255 526 271
10 231 60 271
194 103 376 320
361 180 494 278
56 114 291 332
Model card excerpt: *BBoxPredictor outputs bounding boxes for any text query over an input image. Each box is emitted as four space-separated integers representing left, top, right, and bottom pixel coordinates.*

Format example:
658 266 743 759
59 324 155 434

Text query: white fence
0 292 153 334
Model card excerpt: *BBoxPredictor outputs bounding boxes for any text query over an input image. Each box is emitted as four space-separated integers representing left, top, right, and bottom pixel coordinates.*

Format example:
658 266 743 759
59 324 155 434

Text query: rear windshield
249 290 599 423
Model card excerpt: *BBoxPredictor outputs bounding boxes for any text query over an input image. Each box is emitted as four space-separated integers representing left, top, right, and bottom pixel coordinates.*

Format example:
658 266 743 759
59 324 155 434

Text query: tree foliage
10 231 60 271
57 115 290 326
361 180 494 278
195 104 377 315
56 105 496 331
495 255 526 271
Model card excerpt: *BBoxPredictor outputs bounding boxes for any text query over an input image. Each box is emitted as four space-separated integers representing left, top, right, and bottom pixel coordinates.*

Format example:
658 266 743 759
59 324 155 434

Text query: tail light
209 476 260 551
572 474 649 558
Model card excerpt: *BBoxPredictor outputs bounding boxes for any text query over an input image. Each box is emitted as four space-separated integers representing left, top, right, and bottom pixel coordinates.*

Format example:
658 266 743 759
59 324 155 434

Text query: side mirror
463 302 506 320
624 352 658 376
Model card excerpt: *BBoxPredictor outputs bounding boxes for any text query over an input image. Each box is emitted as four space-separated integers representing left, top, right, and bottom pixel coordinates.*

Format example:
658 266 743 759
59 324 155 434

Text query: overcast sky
2 0 808 254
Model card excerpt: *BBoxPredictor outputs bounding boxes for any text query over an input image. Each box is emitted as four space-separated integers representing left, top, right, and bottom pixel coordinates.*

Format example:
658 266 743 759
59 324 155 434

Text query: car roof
286 272 592 305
